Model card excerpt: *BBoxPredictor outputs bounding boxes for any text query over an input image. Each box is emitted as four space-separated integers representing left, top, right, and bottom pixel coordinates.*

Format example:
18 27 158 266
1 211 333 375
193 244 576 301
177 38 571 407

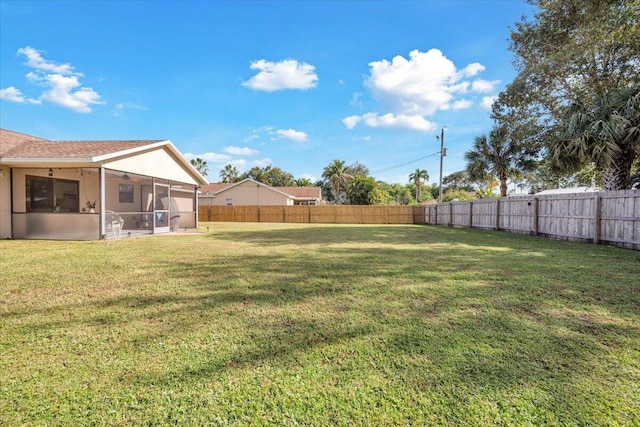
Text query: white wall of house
104 148 199 185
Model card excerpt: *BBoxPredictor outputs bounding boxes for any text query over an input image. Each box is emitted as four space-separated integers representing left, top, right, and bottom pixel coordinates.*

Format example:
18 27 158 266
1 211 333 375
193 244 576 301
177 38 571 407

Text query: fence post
468 202 473 228
533 197 539 236
594 194 601 245
449 203 454 226
495 198 500 231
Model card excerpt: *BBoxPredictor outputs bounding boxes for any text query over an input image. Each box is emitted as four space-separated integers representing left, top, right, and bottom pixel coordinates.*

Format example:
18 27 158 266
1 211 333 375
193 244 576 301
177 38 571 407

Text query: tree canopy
507 0 640 190
239 166 296 187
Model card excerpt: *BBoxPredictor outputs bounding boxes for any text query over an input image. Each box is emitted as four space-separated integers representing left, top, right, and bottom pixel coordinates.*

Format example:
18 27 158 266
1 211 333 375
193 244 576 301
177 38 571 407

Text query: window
226 198 233 205
119 184 134 203
26 175 79 212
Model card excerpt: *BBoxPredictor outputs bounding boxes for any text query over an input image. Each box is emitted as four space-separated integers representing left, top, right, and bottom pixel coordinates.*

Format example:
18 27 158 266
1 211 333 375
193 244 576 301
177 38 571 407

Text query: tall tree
552 88 640 190
321 160 353 204
465 127 535 197
239 166 296 187
350 162 370 177
190 158 209 177
442 170 474 192
509 0 640 189
219 164 239 183
408 168 429 201
295 177 313 187
346 176 382 205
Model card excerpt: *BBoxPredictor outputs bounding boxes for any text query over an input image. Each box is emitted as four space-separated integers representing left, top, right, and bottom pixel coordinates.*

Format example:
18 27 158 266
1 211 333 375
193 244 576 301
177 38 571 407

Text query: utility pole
438 128 446 203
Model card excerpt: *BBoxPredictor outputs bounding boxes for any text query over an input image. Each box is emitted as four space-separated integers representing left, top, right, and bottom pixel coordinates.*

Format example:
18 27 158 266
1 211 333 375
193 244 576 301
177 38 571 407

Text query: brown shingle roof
279 186 321 199
200 183 232 195
0 129 48 156
2 139 163 159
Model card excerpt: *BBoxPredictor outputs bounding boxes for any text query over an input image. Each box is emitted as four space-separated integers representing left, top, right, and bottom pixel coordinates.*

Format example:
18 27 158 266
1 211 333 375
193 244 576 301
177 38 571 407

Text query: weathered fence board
200 205 422 225
199 191 639 249
424 190 639 250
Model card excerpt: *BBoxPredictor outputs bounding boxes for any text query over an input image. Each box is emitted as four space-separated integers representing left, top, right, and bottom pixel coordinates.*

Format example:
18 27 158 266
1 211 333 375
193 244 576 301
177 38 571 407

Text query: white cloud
113 102 147 116
342 115 361 129
223 146 259 156
365 48 487 116
345 112 436 132
251 158 273 168
461 62 485 77
481 96 498 110
183 152 232 163
242 59 318 92
0 86 40 104
18 46 77 75
243 134 260 143
276 128 308 142
5 46 104 113
0 86 24 102
451 99 473 110
349 91 363 108
36 73 103 113
471 79 499 93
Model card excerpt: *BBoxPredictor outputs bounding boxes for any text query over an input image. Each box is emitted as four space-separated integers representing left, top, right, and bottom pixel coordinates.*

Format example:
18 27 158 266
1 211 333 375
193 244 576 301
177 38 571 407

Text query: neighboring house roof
200 183 232 195
0 128 208 185
200 178 322 200
278 186 322 199
536 186 598 195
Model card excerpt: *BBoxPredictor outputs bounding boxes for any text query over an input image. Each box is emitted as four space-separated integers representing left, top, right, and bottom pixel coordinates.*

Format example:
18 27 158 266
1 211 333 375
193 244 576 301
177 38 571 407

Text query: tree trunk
499 173 508 197
603 149 635 191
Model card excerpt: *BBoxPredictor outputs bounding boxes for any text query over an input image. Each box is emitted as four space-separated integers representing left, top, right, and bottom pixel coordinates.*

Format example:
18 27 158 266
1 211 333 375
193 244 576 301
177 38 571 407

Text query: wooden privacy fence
199 205 424 225
424 190 640 250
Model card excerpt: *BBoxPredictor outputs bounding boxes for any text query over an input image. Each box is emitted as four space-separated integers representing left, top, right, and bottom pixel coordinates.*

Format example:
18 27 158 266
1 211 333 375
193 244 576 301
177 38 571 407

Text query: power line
372 152 440 174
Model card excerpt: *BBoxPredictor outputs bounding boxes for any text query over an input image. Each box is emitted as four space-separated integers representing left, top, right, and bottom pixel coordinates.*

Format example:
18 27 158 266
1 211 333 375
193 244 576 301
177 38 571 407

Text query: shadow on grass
2 224 639 422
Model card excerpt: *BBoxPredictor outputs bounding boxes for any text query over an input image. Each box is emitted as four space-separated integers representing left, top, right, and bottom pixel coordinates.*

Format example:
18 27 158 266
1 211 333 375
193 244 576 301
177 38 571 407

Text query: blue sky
0 0 535 185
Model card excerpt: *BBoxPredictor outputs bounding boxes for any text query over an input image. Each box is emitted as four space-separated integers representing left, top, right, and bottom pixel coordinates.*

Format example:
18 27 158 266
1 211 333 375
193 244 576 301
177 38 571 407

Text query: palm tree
552 88 640 190
190 158 208 177
465 127 533 197
295 178 313 187
408 168 429 201
321 159 353 203
219 164 239 183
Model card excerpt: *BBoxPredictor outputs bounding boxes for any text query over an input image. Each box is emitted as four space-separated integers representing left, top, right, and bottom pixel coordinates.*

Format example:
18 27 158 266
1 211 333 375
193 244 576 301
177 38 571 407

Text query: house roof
0 129 48 156
0 128 208 185
1 139 163 160
200 178 322 200
278 186 322 199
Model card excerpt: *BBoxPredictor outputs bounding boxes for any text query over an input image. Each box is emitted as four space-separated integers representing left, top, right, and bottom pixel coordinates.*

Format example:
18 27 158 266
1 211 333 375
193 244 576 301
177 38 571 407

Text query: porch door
153 183 170 233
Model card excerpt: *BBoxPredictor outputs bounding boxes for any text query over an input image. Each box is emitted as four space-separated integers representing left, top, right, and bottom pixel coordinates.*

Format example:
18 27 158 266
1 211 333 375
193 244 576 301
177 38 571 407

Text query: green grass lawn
1 223 639 426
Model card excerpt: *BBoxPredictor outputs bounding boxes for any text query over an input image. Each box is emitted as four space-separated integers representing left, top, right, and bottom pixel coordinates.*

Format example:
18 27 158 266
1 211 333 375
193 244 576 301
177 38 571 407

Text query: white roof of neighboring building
536 186 598 195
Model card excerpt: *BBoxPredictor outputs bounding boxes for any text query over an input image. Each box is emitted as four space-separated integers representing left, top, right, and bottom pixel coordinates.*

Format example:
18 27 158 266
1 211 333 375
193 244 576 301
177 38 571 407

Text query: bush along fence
424 190 640 250
199 205 424 225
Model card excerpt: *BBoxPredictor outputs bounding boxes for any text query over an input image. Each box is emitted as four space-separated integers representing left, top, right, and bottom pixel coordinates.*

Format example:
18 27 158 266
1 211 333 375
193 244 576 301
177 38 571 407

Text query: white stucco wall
103 148 199 185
